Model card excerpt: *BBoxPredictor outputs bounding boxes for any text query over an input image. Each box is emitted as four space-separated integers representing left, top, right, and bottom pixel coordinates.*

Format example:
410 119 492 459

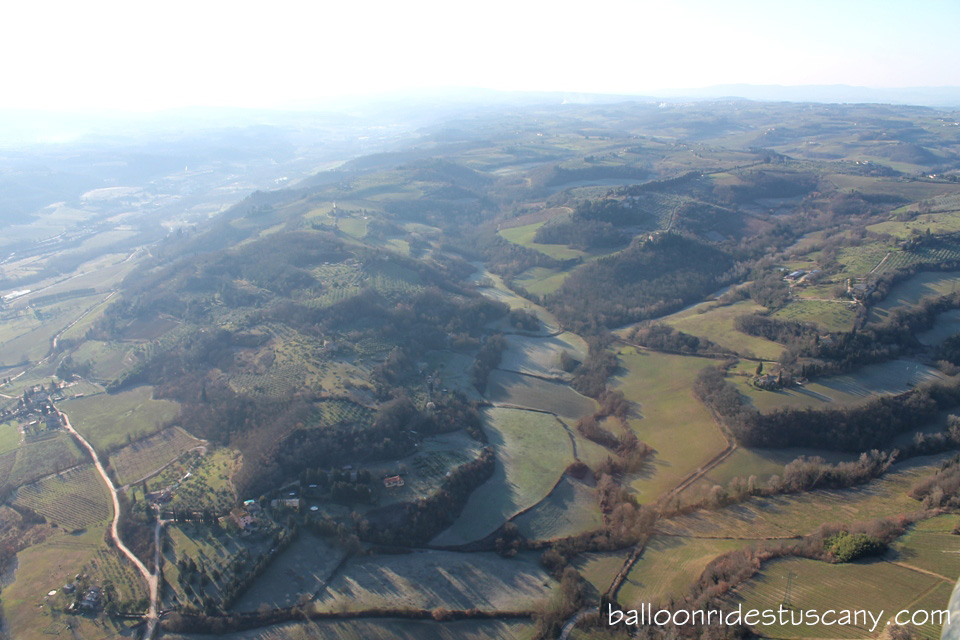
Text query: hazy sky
4 0 958 111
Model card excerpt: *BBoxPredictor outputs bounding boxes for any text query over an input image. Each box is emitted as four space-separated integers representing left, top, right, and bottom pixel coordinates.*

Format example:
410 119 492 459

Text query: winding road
57 406 160 639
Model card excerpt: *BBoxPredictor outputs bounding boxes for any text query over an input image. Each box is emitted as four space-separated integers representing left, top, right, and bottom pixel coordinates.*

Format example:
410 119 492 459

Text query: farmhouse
230 507 254 530
383 475 404 489
755 374 780 390
80 586 102 612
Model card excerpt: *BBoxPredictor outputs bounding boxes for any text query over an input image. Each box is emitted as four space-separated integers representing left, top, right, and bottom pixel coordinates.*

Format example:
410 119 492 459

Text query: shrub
826 531 887 563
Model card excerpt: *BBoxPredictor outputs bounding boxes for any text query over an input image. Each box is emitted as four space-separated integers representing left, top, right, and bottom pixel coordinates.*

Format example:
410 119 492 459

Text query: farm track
888 560 953 583
495 367 571 384
896 566 951 616
656 440 738 511
870 251 892 274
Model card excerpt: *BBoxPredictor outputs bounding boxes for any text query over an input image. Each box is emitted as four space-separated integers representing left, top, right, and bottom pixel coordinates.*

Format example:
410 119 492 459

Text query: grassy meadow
512 474 603 541
618 536 754 607
612 349 728 503
314 550 556 613
659 299 785 360
62 385 180 451
728 556 948 639
485 370 595 419
661 455 945 539
432 407 575 546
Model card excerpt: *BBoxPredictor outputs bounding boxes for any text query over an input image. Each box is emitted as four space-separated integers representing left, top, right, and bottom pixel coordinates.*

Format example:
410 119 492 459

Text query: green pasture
512 474 603 541
612 349 728 503
62 385 180 452
660 299 785 360
432 407 575 546
314 550 555 613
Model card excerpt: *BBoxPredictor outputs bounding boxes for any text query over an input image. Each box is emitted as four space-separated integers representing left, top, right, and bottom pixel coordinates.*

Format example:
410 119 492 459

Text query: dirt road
57 407 160 639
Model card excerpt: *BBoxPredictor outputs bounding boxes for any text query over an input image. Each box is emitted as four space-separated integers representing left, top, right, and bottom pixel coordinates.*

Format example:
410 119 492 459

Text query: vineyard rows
88 547 149 608
0 451 15 486
411 450 472 482
881 244 960 272
111 426 202 486
13 464 111 530
315 399 374 428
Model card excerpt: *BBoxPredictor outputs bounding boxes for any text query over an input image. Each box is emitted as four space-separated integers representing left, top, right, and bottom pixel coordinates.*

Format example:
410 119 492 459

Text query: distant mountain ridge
654 84 960 108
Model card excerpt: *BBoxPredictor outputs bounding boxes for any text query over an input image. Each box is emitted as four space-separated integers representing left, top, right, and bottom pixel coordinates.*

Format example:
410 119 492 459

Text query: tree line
694 365 960 451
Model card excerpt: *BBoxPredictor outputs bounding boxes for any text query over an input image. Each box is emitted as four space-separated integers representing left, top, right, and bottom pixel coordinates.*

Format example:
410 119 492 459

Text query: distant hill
655 84 960 107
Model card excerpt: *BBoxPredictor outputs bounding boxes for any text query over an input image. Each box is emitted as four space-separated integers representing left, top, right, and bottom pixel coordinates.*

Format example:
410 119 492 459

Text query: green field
659 455 943 539
869 207 960 238
13 464 111 530
432 407 575 546
62 385 180 451
612 349 728 503
737 358 946 413
772 298 858 333
889 514 960 579
728 556 948 638
512 474 603 541
231 533 346 612
485 370 595 419
0 420 20 454
617 536 754 606
498 332 588 380
110 426 203 486
314 550 555 612
337 218 367 238
869 270 960 324
474 270 562 334
67 339 138 381
58 294 119 342
512 266 570 296
500 221 585 260
572 552 626 597
695 446 857 488
422 349 482 399
659 299 785 360
6 433 84 489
